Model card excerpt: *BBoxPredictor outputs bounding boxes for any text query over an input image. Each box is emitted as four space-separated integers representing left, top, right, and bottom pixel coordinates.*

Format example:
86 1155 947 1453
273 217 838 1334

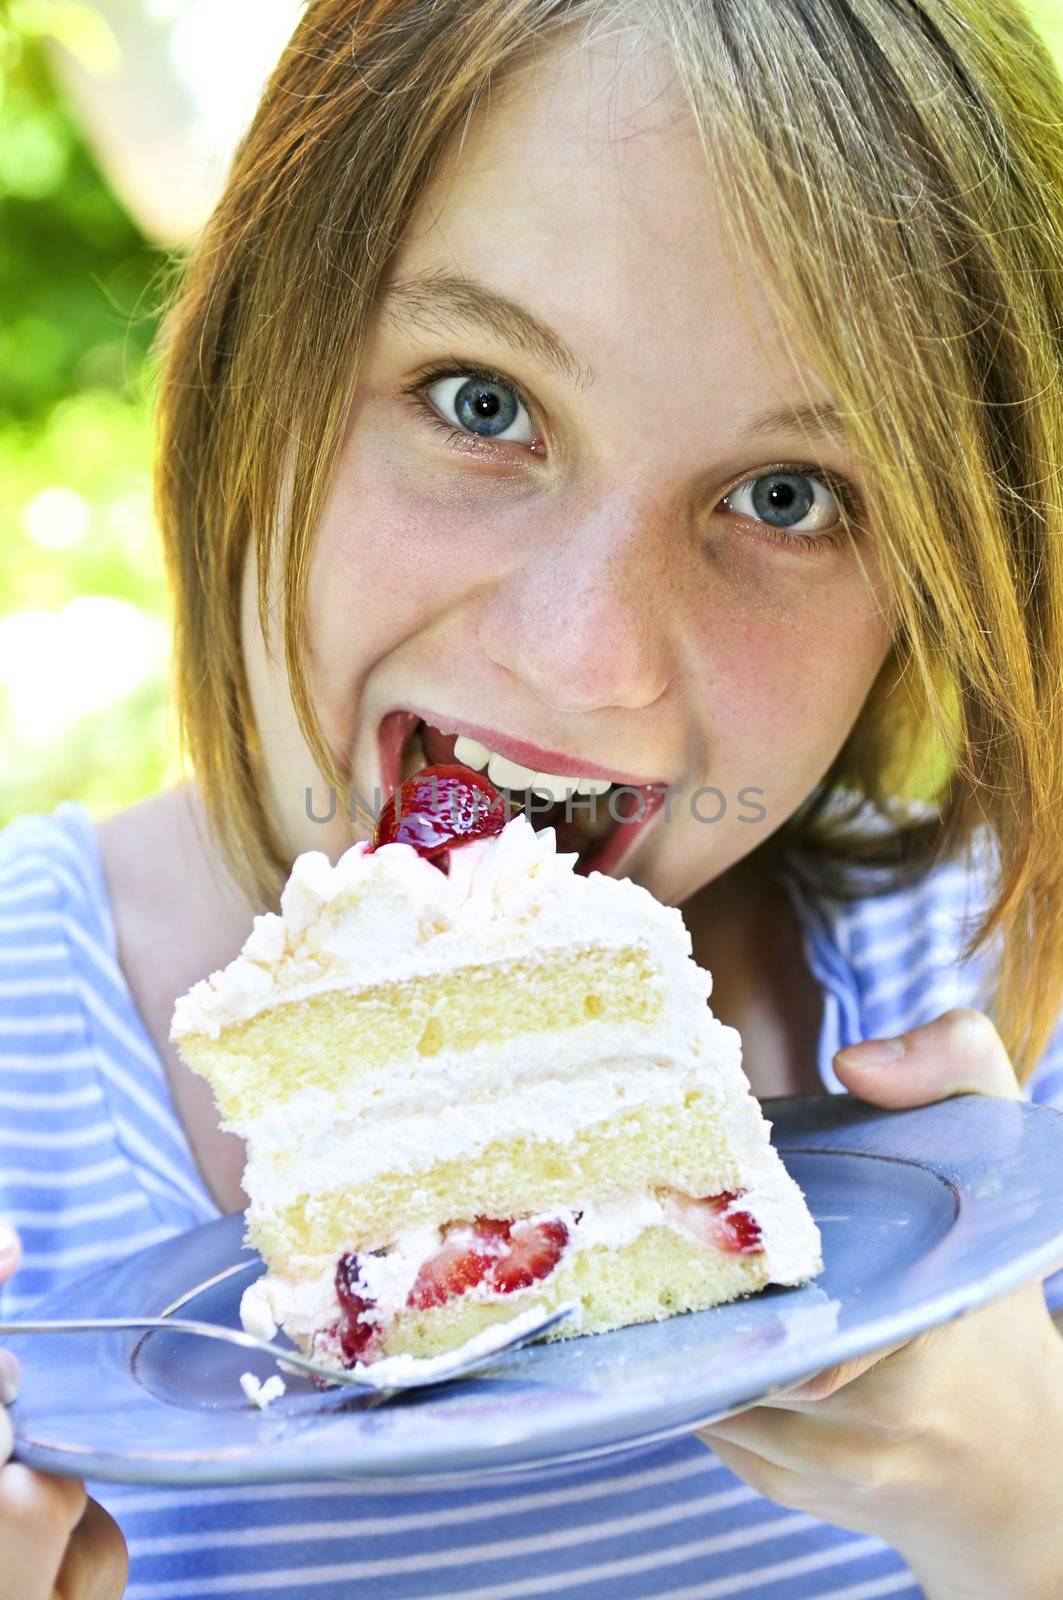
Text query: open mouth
377 711 664 877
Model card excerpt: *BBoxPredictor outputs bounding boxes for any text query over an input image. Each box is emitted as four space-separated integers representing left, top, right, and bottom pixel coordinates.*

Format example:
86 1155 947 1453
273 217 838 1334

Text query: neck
683 845 824 1099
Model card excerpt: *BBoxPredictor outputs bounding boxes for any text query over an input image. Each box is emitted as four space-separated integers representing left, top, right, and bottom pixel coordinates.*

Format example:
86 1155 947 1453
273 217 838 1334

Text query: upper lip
397 705 666 787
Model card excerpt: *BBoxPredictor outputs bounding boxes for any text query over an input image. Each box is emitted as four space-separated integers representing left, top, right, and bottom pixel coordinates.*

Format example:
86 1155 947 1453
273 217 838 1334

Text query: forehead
383 24 834 421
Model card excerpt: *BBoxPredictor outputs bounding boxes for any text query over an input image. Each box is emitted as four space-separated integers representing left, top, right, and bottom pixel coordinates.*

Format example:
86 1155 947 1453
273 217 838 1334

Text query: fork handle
0 1317 367 1388
0 1320 181 1334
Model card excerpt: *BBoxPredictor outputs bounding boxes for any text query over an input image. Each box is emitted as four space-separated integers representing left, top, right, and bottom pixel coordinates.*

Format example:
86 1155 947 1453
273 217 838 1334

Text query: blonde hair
154 0 1063 1082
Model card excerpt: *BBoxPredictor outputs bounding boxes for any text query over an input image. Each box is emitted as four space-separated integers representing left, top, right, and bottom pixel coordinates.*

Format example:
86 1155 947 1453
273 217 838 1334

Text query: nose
477 493 673 713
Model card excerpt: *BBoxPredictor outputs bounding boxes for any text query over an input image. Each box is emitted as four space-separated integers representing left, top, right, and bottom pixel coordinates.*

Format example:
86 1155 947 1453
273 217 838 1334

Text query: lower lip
376 711 664 879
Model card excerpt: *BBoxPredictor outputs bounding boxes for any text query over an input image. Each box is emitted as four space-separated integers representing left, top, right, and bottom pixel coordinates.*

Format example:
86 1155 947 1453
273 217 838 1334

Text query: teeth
453 735 491 770
487 753 538 790
449 731 617 798
403 724 623 806
528 773 572 804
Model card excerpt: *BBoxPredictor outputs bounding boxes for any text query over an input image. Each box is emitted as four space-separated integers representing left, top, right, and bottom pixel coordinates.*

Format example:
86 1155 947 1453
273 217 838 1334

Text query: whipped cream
239 1371 286 1409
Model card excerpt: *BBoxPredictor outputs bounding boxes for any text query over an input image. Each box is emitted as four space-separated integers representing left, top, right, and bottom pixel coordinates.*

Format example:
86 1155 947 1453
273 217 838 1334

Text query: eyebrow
731 401 847 446
380 269 594 391
379 268 847 445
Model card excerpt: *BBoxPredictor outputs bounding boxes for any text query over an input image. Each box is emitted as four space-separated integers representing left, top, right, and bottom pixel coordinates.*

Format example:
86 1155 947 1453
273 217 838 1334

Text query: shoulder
93 783 257 1024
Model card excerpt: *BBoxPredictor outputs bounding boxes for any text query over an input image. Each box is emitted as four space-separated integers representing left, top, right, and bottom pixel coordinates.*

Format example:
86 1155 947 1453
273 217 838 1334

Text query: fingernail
836 1036 906 1068
0 1349 20 1405
0 1222 19 1266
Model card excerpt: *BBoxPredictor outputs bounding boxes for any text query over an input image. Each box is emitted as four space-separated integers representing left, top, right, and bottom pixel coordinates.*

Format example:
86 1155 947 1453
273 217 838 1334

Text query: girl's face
244 27 892 907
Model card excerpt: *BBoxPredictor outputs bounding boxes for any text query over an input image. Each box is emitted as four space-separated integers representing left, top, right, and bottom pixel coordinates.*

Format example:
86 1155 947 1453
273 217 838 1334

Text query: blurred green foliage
0 3 176 827
0 5 166 422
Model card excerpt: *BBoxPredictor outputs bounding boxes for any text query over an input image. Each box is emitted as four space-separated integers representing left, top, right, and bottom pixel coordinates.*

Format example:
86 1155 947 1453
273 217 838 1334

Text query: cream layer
240 1006 735 1140
242 1047 736 1212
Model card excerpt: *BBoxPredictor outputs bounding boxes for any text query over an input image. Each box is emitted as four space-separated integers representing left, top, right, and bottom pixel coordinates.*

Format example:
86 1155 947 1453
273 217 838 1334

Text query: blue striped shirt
2 799 1062 1599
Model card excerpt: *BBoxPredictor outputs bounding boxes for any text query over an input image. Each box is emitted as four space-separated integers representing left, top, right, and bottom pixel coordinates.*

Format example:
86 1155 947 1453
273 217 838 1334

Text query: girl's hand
0 1225 128 1600
697 1009 1063 1600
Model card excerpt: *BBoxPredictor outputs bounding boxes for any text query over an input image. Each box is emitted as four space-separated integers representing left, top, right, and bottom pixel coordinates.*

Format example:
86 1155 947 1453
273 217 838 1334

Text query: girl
2 1 1063 1595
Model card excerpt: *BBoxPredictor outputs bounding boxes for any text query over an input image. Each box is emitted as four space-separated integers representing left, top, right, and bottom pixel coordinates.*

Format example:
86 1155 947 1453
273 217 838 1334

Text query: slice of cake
170 767 822 1373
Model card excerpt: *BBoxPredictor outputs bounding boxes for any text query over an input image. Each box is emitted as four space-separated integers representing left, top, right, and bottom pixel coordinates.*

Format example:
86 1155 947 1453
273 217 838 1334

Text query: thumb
833 1007 1021 1108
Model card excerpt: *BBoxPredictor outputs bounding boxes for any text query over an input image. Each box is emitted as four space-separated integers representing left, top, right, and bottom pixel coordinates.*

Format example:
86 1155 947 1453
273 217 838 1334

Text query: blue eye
724 470 846 534
424 372 536 445
407 367 860 549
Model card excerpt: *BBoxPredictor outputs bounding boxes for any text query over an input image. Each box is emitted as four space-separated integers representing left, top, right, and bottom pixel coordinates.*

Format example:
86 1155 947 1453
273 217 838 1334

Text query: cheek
306 430 493 683
690 564 890 778
310 497 451 652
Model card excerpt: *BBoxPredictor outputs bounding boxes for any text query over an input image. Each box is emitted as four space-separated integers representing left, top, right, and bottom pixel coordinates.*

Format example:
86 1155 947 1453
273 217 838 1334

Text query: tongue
421 722 460 766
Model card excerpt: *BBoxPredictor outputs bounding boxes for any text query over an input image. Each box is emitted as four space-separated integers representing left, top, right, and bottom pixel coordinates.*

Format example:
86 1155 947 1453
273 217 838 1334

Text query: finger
695 1428 801 1507
760 1338 910 1406
54 1495 129 1600
698 1411 902 1516
698 1404 833 1472
0 1463 87 1600
0 1222 21 1285
833 1007 1021 1107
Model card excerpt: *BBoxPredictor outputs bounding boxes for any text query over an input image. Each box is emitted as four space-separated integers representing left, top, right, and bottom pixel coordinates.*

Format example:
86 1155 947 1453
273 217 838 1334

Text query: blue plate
9 1093 1063 1485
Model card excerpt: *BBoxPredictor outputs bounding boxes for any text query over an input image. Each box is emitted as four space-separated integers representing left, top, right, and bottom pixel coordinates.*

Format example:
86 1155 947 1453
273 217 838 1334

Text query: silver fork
0 1303 577 1393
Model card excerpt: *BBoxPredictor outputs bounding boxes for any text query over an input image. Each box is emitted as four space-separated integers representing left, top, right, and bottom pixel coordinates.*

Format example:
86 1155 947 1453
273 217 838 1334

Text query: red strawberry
700 1191 763 1254
666 1189 764 1255
488 1217 569 1294
406 1218 508 1310
405 1214 569 1310
372 764 506 862
472 1215 513 1245
334 1252 379 1363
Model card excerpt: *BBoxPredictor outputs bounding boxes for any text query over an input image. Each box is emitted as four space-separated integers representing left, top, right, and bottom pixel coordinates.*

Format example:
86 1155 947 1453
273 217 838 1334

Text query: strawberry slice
666 1189 764 1254
406 1214 568 1310
335 1214 569 1366
406 1223 502 1310
472 1215 513 1246
699 1190 763 1253
489 1216 569 1293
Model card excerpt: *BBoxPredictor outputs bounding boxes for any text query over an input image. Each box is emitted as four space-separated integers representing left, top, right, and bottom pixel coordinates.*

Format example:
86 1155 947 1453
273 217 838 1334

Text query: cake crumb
240 1371 286 1409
